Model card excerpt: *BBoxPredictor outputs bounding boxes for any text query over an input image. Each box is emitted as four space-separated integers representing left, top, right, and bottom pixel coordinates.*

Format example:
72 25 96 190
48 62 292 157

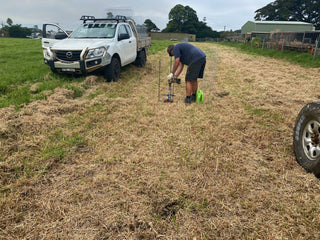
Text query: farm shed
241 21 315 34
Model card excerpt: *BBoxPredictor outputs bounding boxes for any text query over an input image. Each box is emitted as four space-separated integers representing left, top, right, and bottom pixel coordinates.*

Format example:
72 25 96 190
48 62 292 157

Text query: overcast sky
0 0 272 31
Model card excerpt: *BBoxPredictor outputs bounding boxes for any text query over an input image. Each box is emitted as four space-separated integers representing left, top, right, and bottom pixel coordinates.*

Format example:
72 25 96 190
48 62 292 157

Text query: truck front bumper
44 59 87 74
44 54 112 74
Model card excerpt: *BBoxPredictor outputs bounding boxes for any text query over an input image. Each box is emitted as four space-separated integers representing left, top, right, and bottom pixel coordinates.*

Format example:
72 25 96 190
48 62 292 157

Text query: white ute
42 15 151 81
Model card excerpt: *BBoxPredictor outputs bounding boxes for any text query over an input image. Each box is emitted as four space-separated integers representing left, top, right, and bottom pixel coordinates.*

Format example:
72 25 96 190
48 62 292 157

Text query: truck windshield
70 23 116 38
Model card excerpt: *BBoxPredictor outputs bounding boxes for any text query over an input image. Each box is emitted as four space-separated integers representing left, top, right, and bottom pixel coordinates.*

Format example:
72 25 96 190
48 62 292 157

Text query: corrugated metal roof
252 21 312 25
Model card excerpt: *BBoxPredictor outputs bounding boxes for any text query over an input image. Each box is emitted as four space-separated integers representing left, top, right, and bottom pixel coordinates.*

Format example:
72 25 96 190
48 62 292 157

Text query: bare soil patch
1 43 320 239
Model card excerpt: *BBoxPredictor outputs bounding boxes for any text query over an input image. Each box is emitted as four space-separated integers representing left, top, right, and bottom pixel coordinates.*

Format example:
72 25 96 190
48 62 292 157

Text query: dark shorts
185 57 206 82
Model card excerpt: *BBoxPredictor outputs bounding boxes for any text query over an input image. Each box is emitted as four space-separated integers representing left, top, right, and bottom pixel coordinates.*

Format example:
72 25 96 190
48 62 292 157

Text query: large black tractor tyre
293 102 320 177
134 49 146 67
104 57 121 82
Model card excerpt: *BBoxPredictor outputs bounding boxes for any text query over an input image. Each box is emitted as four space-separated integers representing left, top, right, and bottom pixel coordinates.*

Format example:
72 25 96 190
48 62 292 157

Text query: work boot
191 94 196 102
184 96 191 104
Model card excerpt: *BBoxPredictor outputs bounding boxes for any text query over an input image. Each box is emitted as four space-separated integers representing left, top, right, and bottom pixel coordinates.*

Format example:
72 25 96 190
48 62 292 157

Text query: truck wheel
293 102 320 177
50 67 57 74
135 50 146 67
104 57 121 82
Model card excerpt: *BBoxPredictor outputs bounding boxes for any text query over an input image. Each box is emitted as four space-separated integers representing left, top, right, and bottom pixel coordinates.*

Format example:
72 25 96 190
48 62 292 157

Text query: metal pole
302 32 306 49
158 59 161 102
281 38 285 52
170 57 173 102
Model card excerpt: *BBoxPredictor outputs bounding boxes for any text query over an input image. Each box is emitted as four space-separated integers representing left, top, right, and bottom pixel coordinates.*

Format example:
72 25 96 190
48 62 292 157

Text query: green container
196 90 204 103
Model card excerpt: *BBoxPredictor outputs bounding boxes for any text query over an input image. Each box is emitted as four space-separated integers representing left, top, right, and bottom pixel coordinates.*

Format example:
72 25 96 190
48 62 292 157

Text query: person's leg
186 81 192 96
191 81 198 95
185 58 204 103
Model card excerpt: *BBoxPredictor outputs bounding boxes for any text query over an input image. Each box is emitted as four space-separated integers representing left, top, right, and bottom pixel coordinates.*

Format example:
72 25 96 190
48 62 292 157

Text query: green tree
181 6 199 34
164 4 199 33
255 0 320 29
8 25 31 38
144 19 159 32
196 21 220 39
163 4 219 39
6 18 13 26
165 4 186 32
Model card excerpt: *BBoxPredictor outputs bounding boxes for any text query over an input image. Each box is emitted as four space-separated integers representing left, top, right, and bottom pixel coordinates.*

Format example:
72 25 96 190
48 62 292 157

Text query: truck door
125 25 137 62
117 24 136 65
42 24 68 48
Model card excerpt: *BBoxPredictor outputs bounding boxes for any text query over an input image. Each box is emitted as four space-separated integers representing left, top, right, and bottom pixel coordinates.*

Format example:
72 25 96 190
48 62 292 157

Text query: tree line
255 0 320 29
145 1 319 38
0 18 41 38
144 4 220 39
1 1 319 38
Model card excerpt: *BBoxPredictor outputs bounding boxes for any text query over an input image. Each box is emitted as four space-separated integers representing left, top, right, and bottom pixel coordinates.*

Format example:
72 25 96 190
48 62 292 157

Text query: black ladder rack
80 15 127 23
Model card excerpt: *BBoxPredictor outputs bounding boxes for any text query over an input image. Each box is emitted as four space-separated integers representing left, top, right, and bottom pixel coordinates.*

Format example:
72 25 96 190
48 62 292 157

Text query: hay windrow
1 43 320 239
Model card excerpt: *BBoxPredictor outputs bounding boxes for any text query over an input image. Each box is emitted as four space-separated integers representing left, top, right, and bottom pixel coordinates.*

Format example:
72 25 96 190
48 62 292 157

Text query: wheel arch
111 53 121 66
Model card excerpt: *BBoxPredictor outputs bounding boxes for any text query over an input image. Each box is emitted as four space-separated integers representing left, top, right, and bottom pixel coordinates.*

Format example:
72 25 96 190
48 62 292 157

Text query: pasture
1 38 320 239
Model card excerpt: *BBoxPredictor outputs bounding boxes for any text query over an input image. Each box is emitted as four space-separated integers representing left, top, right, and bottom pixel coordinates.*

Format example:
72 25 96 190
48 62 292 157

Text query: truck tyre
293 102 320 177
135 50 146 67
104 57 121 82
50 68 57 74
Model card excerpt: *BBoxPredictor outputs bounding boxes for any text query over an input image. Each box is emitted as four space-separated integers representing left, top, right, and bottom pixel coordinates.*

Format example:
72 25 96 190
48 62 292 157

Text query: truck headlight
86 47 106 59
43 47 53 60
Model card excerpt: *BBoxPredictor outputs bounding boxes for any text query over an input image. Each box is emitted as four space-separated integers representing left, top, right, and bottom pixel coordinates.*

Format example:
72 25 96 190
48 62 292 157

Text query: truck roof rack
80 15 128 23
80 16 95 22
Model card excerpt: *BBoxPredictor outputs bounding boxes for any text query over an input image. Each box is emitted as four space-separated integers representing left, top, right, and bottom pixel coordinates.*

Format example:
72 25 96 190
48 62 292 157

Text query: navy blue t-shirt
173 42 206 66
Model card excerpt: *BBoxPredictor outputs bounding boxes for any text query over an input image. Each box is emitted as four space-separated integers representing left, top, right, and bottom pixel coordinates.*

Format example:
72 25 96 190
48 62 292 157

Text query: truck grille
55 50 82 61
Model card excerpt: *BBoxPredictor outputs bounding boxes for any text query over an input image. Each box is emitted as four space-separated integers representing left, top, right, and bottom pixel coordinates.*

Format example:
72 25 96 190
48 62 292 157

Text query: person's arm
171 57 180 75
174 62 184 77
172 57 184 77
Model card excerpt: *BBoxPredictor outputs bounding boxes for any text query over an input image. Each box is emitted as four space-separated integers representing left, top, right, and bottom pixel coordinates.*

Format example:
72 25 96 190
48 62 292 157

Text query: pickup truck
42 15 151 82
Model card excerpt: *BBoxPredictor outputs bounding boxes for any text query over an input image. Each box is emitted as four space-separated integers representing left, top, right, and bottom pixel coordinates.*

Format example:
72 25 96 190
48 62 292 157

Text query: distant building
241 21 315 34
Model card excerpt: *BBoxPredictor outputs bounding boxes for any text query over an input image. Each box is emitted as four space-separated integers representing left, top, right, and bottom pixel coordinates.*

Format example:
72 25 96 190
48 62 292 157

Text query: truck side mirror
55 32 68 40
118 33 130 41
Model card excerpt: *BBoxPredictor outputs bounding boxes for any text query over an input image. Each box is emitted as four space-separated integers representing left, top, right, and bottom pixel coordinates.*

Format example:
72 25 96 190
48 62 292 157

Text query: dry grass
1 43 320 239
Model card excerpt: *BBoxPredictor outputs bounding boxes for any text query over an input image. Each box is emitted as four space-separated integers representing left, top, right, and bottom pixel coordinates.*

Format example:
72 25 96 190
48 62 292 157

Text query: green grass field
0 38 319 110
2 39 320 239
0 38 176 109
0 38 88 108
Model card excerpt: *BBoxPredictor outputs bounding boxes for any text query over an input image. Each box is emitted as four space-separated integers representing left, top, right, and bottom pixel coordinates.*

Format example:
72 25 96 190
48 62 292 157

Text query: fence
224 31 320 59
150 32 196 42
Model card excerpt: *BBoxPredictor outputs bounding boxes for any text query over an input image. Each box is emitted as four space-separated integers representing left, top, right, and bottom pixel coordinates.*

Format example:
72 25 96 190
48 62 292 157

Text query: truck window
128 21 137 38
70 23 116 38
124 25 132 37
45 25 66 39
118 25 129 38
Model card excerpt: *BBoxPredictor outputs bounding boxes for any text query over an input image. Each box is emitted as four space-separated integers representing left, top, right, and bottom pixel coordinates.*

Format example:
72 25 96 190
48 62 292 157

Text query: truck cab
42 15 150 81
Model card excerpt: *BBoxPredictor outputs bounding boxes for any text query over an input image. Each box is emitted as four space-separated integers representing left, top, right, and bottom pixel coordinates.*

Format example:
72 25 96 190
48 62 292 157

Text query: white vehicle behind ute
42 15 151 82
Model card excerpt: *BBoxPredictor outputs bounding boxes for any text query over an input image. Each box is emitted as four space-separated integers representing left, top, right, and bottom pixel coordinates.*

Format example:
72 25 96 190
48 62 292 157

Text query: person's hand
167 73 174 81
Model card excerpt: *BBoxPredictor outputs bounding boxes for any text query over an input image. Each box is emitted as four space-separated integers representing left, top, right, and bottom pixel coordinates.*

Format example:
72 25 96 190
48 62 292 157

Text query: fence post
313 40 318 60
281 38 285 52
262 39 265 50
